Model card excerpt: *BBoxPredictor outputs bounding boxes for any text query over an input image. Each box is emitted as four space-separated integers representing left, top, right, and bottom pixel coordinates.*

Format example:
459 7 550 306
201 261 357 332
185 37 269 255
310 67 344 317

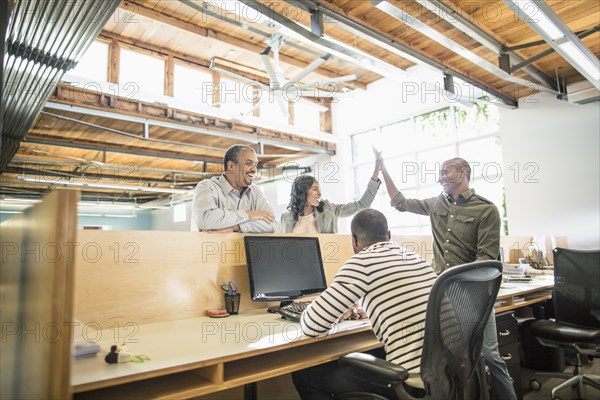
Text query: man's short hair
223 145 255 170
444 157 471 181
351 209 389 245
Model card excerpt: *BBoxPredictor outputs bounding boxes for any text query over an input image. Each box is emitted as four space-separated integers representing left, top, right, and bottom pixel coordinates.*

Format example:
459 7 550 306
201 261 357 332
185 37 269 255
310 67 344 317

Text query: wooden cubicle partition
0 189 79 400
73 232 362 329
73 232 434 329
72 231 565 330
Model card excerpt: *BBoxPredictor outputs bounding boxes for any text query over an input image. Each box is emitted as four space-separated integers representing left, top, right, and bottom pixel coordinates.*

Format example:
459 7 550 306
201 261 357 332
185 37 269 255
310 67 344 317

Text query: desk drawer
496 312 518 348
499 341 520 367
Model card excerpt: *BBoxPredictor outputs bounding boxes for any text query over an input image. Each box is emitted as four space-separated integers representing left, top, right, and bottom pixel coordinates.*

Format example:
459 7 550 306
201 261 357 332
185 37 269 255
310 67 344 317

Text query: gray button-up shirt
191 175 277 233
391 188 500 274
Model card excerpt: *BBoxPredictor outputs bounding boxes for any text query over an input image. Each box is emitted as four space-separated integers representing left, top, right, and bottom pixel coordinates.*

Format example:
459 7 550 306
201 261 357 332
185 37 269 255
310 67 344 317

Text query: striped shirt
300 241 437 375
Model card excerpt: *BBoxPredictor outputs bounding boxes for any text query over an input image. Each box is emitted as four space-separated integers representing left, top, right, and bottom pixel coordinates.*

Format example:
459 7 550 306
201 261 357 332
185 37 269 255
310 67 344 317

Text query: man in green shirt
383 157 500 274
379 156 516 400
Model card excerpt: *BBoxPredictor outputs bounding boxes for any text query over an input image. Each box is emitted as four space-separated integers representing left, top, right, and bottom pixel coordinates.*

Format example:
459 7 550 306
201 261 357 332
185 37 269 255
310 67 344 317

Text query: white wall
500 93 600 249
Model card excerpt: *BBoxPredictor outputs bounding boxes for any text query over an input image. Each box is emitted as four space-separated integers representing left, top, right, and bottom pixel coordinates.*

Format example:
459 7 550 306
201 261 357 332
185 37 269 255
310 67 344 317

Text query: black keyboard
277 302 310 322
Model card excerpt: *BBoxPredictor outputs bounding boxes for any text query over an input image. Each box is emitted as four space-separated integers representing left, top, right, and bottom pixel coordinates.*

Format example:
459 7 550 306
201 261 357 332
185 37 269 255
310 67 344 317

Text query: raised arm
332 152 382 218
379 154 432 216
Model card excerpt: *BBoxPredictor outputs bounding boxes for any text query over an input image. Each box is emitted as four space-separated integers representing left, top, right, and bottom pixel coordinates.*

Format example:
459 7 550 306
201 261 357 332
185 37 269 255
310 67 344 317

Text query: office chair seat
530 319 600 344
339 352 409 382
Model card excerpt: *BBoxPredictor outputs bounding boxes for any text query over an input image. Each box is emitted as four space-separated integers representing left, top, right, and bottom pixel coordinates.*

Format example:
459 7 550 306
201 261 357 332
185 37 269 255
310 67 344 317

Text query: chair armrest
339 352 409 382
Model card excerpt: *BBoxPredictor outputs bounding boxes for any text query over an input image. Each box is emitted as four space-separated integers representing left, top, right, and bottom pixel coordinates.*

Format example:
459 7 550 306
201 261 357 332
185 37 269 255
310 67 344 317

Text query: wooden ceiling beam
22 134 224 163
118 1 367 90
50 83 337 152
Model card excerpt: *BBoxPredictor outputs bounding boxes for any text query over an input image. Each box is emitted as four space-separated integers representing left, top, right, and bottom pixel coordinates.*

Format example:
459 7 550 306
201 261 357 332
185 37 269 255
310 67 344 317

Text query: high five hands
372 147 385 180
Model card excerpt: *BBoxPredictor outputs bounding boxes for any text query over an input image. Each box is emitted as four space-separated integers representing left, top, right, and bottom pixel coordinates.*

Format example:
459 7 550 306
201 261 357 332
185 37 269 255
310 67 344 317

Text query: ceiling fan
209 33 359 117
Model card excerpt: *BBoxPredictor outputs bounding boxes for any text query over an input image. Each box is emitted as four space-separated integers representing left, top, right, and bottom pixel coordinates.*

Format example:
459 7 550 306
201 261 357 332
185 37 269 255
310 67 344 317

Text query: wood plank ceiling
2 0 598 207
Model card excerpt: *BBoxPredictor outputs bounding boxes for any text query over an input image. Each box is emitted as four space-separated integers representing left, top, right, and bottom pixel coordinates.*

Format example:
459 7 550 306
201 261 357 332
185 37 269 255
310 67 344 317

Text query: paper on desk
330 319 371 334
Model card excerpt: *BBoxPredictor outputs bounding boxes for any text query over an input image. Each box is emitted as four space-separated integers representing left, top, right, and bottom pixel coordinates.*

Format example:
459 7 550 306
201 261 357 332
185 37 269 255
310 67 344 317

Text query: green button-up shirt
391 188 500 274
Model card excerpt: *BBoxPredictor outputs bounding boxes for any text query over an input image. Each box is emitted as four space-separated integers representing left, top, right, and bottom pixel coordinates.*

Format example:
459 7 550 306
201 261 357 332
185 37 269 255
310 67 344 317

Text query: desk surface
72 277 555 399
496 275 554 313
72 310 376 399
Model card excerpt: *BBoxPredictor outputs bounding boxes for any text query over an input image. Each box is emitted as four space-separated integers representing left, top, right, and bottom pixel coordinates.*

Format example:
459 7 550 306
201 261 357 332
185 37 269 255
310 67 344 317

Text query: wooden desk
72 278 556 400
495 275 554 313
71 311 380 399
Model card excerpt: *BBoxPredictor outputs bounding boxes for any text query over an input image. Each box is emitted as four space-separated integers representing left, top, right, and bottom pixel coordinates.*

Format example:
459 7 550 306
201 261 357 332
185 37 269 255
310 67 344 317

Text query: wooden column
108 39 120 83
212 71 221 108
320 98 333 133
165 54 174 97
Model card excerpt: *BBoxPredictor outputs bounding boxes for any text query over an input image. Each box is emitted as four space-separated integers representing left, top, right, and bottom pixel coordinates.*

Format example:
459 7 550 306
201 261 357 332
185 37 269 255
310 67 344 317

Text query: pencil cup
224 293 241 315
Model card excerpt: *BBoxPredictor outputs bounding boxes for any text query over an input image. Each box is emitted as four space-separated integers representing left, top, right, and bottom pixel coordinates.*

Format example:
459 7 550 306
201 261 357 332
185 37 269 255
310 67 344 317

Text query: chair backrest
420 261 503 400
553 247 600 328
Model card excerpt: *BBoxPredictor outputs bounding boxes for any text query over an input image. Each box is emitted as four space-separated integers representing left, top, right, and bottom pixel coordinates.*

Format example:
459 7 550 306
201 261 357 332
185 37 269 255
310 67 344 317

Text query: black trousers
292 348 397 400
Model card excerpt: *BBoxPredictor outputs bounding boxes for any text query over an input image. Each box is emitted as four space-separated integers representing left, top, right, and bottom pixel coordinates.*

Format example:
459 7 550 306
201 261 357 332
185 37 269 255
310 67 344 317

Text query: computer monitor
244 236 327 312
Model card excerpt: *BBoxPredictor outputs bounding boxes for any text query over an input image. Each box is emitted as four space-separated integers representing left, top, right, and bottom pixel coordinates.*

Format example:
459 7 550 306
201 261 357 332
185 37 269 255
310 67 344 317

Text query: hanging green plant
475 103 489 121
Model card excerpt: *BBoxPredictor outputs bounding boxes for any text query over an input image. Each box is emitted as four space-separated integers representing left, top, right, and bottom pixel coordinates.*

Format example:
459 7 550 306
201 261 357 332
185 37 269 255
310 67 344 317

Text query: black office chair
528 248 600 400
336 260 503 400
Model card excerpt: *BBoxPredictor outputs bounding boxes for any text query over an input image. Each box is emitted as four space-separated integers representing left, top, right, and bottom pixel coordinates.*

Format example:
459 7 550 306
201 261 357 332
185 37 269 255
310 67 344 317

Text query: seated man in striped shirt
293 209 437 399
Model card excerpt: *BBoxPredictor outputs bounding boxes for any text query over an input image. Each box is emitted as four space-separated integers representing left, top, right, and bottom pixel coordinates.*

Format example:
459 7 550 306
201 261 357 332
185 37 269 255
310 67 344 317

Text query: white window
219 77 256 116
120 48 165 96
173 203 186 223
70 40 108 81
351 104 505 235
294 100 321 132
260 90 289 125
174 63 215 107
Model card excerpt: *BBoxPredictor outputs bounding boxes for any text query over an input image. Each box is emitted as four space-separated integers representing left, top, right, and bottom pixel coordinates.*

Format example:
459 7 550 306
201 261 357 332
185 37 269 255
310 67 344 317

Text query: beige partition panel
73 231 565 330
73 233 435 329
74 233 352 328
1 189 79 400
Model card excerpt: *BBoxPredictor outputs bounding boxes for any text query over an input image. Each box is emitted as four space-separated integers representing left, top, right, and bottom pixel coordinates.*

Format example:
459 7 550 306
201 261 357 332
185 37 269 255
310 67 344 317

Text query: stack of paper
503 263 530 276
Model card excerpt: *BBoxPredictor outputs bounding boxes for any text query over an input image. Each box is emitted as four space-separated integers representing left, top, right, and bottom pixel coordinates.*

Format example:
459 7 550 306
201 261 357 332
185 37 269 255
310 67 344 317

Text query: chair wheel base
529 378 542 391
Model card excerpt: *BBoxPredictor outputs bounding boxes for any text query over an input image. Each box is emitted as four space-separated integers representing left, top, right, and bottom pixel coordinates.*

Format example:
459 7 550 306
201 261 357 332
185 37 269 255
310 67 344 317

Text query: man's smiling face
228 148 258 191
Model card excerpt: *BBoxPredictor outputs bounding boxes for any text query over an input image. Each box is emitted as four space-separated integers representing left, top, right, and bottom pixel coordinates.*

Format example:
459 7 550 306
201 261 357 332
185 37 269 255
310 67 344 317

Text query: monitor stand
267 300 293 313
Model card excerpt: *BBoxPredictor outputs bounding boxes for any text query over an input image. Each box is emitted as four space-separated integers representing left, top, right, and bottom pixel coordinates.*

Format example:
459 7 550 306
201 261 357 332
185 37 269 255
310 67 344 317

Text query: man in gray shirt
191 144 276 232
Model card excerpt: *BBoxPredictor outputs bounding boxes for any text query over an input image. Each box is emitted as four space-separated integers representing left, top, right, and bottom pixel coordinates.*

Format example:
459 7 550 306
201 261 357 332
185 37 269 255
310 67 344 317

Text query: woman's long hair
287 175 324 221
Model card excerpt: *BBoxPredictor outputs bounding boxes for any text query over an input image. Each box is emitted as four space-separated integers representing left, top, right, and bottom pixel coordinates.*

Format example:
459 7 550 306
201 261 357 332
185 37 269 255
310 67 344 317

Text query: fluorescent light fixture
0 197 41 203
78 213 137 218
558 42 600 81
17 177 191 194
504 0 600 90
0 210 23 214
510 0 564 40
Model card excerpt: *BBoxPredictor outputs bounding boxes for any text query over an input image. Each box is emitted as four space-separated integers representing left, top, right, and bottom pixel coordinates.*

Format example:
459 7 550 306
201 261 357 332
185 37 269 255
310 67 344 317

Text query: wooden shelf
73 369 220 400
72 318 379 400
496 288 552 313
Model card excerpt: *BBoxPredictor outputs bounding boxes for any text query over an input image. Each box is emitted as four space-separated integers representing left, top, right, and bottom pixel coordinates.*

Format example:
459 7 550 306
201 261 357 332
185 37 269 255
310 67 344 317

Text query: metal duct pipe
1 0 120 171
